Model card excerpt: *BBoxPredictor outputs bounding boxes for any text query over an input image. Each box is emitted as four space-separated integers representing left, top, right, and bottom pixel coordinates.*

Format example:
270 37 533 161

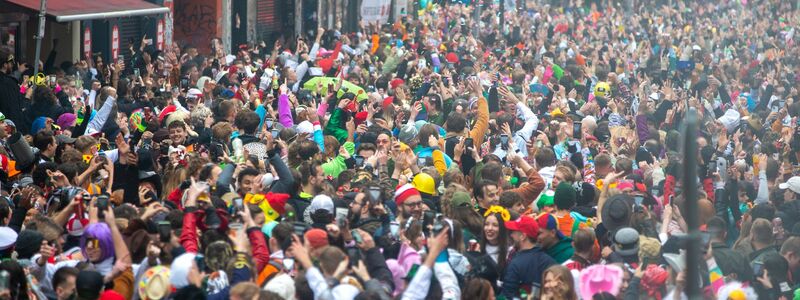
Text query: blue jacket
501 246 556 299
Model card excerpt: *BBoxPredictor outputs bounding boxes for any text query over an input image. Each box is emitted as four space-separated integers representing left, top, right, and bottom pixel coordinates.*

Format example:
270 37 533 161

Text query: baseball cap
536 213 565 239
505 215 539 239
779 176 800 194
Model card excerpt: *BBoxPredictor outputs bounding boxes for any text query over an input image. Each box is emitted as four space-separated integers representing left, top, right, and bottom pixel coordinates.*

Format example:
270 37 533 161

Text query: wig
81 223 115 262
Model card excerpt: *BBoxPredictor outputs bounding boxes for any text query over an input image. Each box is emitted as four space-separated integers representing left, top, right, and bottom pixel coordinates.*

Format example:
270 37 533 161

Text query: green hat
554 182 577 210
450 191 472 209
536 190 555 210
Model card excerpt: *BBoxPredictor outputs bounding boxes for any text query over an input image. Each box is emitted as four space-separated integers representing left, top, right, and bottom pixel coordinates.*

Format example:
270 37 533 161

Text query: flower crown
484 205 510 222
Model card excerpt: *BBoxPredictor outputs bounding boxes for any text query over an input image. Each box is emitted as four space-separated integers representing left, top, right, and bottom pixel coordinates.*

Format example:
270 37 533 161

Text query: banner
164 0 174 47
157 19 164 50
111 25 119 60
83 27 91 59
361 0 391 23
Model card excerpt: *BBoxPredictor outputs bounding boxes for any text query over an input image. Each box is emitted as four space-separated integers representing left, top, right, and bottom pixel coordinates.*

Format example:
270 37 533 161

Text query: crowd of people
0 0 799 299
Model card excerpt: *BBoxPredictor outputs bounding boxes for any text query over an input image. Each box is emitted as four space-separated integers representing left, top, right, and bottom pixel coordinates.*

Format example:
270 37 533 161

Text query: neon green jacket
322 141 354 177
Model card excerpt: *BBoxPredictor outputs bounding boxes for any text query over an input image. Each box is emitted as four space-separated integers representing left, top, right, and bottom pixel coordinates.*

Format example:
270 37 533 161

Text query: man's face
311 166 325 186
784 251 800 270
358 149 375 160
510 231 525 248
350 193 366 217
401 195 424 219
553 170 566 187
47 137 57 153
0 121 8 139
376 134 391 151
55 274 76 300
239 175 256 195
478 185 499 208
511 202 525 215
537 228 557 249
169 126 187 145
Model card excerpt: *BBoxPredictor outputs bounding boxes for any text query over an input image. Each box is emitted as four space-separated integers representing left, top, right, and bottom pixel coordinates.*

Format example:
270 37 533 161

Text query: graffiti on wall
173 0 217 52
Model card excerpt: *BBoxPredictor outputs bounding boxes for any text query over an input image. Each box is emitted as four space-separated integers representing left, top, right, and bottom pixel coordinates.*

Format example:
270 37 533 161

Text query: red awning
7 0 170 22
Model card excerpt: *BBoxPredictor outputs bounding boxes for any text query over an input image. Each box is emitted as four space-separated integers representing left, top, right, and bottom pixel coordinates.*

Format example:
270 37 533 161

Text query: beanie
395 184 421 206
398 124 418 145
170 252 196 289
304 229 329 250
536 190 555 210
553 182 577 210
15 230 44 259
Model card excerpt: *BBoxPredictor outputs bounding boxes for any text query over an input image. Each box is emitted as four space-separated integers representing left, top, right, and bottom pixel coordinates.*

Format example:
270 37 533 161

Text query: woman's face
85 238 103 262
484 215 500 245
542 271 568 297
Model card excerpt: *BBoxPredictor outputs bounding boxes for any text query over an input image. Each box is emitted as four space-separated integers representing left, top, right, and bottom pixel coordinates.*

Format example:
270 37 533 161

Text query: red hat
304 229 329 250
390 78 405 90
445 52 459 64
318 58 334 74
394 184 421 206
382 96 395 109
505 215 539 239
158 105 177 124
99 290 125 300
264 192 289 215
354 111 368 126
228 65 239 75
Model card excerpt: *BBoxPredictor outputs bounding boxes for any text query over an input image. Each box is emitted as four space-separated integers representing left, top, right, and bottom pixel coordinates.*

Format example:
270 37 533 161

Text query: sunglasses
86 239 100 249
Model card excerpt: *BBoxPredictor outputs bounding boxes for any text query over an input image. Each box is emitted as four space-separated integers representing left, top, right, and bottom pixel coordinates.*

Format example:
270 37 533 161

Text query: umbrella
303 77 368 102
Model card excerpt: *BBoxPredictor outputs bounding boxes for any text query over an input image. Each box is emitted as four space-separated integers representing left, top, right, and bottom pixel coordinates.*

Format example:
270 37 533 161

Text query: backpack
256 258 284 287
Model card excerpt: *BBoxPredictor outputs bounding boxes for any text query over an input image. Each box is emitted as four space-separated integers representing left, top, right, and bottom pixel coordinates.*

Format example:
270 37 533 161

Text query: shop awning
8 0 170 22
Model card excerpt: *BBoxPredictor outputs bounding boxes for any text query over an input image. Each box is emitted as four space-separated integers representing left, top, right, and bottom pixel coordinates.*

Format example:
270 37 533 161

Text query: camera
292 222 310 236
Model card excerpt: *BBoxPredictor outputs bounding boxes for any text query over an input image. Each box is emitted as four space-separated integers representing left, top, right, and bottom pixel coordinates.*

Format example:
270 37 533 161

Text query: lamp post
681 107 702 299
32 0 47 76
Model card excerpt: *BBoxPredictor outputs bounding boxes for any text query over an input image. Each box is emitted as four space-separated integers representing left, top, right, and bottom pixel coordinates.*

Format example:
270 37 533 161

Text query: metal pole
681 107 701 299
32 0 47 76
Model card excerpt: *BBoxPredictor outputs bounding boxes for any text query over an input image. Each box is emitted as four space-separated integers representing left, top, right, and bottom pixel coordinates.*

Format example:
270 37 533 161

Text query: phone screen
335 207 348 225
573 121 582 138
354 155 365 167
417 157 427 166
500 134 509 146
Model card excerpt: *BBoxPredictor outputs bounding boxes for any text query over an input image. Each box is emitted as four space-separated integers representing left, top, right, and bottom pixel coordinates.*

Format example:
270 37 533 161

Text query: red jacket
247 227 270 272
180 208 199 253
179 207 270 272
